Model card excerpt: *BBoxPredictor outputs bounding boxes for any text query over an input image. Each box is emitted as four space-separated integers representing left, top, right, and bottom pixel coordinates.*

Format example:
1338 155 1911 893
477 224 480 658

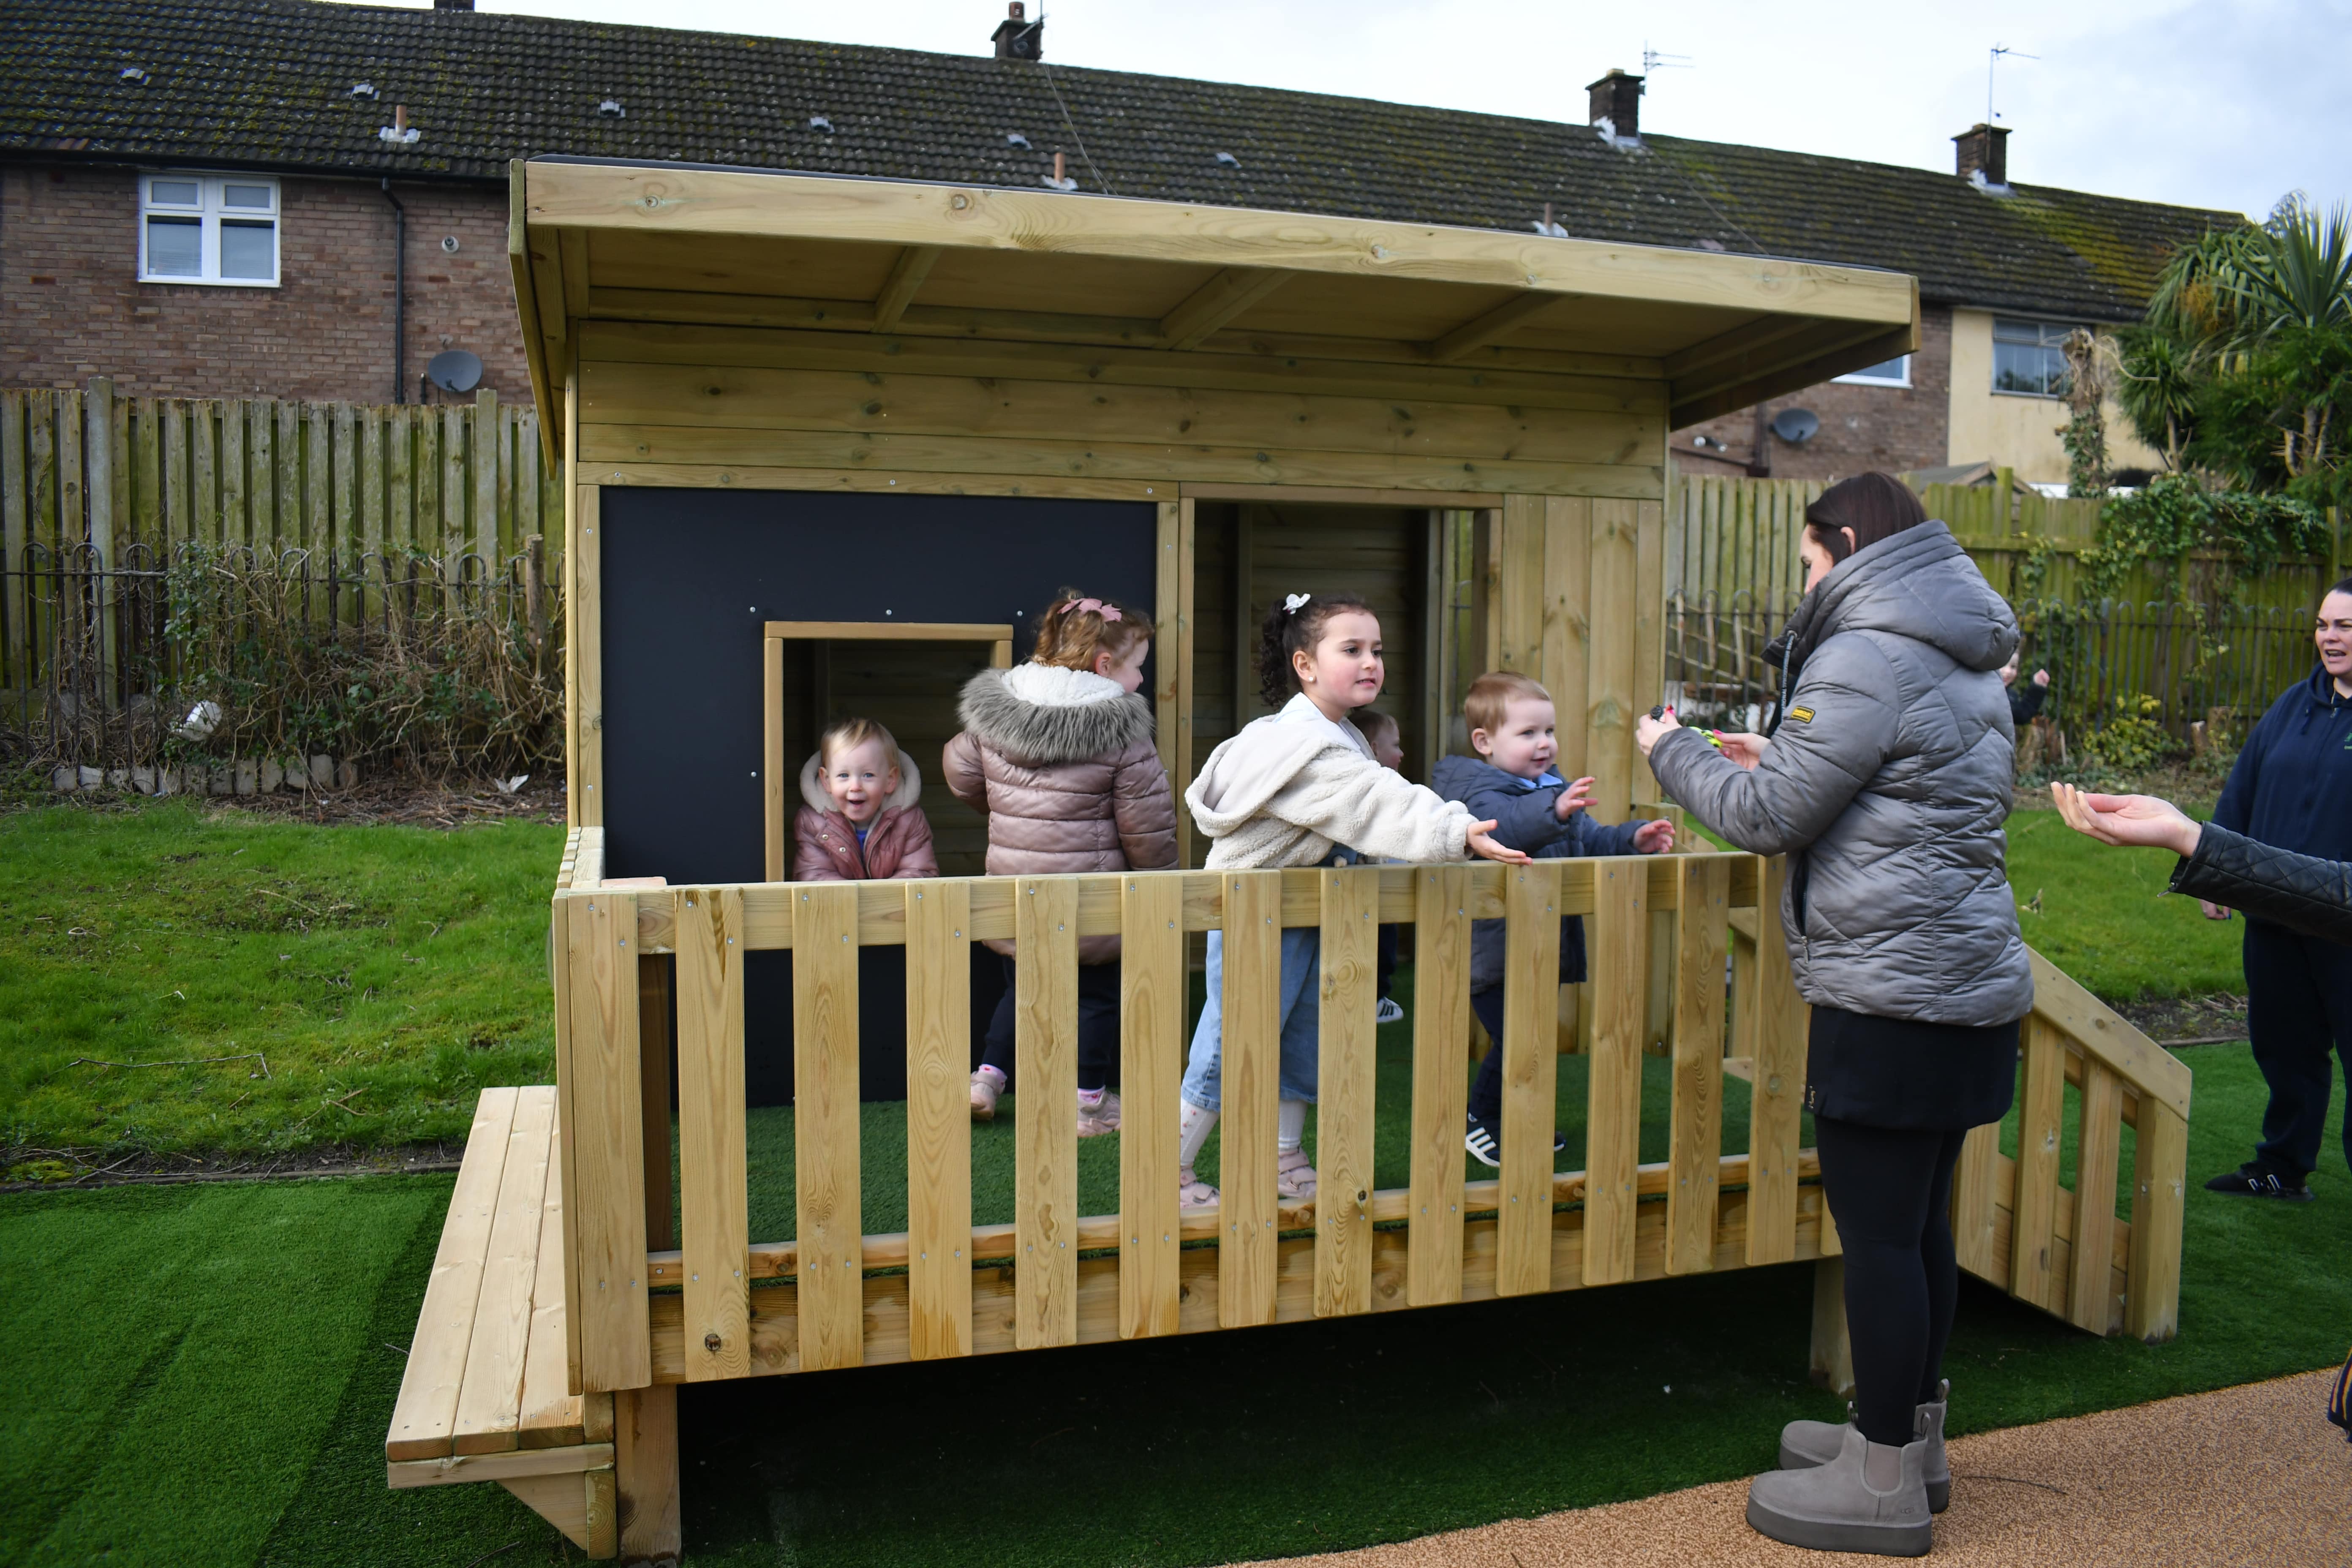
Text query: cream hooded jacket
1185 694 1473 869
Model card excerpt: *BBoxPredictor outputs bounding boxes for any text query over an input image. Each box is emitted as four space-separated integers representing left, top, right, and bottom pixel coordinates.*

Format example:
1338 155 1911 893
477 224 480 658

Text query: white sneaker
970 1066 1006 1122
1375 996 1405 1025
1277 1148 1318 1201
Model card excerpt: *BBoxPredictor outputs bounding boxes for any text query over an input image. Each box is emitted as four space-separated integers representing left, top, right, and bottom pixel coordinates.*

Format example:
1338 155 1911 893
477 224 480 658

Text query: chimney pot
993 2 1042 61
1586 68 1644 141
1953 122 2010 187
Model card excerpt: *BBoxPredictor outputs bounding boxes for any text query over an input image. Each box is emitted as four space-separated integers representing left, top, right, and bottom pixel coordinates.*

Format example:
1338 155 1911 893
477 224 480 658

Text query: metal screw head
704 1332 722 1353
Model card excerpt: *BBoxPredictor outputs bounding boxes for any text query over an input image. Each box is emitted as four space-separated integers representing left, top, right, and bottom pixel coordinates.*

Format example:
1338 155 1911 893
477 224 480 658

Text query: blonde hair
1463 671 1551 740
1031 588 1152 673
820 716 900 769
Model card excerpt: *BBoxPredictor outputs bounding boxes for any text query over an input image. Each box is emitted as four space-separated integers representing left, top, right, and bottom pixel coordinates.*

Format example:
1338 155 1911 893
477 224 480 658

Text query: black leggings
1814 1116 1967 1447
978 955 1122 1093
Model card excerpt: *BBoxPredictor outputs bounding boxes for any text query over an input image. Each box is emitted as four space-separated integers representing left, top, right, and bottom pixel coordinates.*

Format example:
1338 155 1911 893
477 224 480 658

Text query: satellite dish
426 349 482 394
1770 407 1820 445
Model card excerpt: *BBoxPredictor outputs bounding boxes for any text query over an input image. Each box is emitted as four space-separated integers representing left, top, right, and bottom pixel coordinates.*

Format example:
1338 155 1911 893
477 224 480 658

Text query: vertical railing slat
1312 864 1380 1318
1015 876 1080 1350
1951 1120 2005 1284
1118 872 1184 1339
1664 854 1729 1275
792 882 863 1372
1496 860 1561 1296
1745 854 1805 1266
1583 859 1647 1285
2068 1059 2124 1334
1218 869 1282 1328
2009 1019 2067 1315
2 390 26 694
1406 864 1472 1306
558 890 650 1392
2125 1096 2187 1342
905 880 974 1359
676 887 749 1382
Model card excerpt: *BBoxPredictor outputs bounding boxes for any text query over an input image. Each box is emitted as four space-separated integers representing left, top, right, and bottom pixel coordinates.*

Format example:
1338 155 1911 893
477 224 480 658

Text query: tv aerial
1987 43 2037 123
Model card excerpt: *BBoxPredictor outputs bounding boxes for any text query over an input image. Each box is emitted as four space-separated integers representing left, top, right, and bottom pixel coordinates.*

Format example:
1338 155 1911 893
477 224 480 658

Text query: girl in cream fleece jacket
1177 592 1525 1209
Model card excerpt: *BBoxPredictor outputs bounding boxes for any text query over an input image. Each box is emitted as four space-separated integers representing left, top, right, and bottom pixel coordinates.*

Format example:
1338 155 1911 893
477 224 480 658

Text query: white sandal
1277 1148 1318 1202
1178 1164 1219 1209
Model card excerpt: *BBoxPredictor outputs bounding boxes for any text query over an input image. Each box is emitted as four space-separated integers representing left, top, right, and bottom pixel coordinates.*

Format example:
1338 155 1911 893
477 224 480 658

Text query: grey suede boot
1779 1380 1951 1511
1747 1425 1933 1556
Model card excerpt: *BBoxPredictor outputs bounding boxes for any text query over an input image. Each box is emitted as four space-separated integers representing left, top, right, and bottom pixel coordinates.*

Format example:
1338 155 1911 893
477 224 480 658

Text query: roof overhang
511 157 1919 457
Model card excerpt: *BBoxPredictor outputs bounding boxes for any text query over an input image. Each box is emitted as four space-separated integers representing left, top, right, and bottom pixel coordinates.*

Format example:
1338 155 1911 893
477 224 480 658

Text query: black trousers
1815 1116 1967 1448
1468 988 1508 1125
2245 920 2352 1179
978 954 1122 1093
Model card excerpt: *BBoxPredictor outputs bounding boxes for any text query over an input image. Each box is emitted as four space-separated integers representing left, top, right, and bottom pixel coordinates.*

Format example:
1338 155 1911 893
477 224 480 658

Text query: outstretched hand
1553 776 1597 820
2049 782 2202 857
1632 819 1677 855
1464 819 1533 866
1634 709 1679 759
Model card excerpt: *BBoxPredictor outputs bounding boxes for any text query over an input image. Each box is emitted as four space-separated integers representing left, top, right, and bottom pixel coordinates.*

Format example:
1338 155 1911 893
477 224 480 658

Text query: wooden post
614 1383 681 1566
1014 876 1080 1350
1496 860 1561 1296
475 386 500 568
905 880 975 1358
1405 865 1472 1306
557 890 651 1394
1664 855 1729 1275
1745 855 1805 1266
84 377 117 705
1118 872 1184 1339
791 882 863 1372
1809 1256 1855 1399
1582 860 1646 1287
1218 869 1282 1328
2010 1019 2067 1315
1313 864 1380 1318
2126 1097 2187 1342
674 888 747 1382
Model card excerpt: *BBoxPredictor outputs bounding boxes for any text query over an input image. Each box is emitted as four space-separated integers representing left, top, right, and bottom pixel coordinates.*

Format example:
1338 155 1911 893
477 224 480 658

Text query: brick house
3 0 2237 483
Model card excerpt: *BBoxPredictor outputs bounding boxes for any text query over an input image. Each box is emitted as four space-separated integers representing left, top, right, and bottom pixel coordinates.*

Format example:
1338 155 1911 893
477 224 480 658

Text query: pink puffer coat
792 748 939 881
942 663 1178 960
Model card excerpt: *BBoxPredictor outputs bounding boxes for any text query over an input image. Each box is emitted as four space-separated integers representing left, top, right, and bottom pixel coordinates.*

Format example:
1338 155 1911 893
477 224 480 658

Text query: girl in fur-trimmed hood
943 590 1178 1134
792 717 939 882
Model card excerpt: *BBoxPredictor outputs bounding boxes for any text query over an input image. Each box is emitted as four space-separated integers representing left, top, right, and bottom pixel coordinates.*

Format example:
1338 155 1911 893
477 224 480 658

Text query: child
1350 708 1408 1026
944 590 1178 1135
1179 593 1528 1207
794 716 939 881
1430 671 1675 1167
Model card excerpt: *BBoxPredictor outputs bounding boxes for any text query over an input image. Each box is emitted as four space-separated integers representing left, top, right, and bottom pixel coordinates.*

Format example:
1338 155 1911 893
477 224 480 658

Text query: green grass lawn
2002 804 2249 1001
0 800 562 1162
4 1042 2341 1567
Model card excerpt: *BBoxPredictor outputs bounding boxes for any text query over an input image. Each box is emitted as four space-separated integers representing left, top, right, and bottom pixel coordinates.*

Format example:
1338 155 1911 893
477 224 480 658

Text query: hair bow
1282 593 1312 615
1054 596 1121 623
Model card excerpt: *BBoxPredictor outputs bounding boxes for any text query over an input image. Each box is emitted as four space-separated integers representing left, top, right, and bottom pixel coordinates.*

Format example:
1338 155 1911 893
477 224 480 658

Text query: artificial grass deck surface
5 1043 2341 1568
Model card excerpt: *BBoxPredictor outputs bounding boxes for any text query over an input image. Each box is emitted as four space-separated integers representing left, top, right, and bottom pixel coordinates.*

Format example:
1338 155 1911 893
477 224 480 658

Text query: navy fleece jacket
1429 754 1649 992
2211 667 2352 893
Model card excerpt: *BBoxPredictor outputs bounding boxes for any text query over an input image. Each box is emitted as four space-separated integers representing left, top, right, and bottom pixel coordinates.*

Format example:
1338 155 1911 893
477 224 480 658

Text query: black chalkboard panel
597 487 1157 1102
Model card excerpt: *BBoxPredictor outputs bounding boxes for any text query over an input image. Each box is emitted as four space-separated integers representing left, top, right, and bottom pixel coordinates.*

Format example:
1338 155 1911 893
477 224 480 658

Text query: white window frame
138 173 281 287
1833 353 1912 388
1991 317 2078 399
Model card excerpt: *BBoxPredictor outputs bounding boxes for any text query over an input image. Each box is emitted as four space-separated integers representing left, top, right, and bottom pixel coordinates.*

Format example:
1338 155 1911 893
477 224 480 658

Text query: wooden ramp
385 1085 675 1562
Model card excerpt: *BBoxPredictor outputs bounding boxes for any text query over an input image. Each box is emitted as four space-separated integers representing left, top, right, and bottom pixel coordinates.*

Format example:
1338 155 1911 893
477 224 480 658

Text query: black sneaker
1463 1112 1568 1169
2203 1165 2314 1201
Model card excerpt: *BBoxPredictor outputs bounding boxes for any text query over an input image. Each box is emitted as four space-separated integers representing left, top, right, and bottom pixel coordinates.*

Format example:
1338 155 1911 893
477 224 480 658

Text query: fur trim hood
956 664 1155 765
799 747 923 815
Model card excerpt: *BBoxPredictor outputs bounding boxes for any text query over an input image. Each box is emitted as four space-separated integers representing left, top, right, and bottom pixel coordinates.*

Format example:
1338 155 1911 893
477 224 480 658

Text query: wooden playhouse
382 158 2192 1562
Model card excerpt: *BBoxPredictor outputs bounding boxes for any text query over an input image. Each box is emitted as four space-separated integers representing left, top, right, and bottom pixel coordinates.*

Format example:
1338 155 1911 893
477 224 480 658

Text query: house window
1834 354 1911 388
139 174 280 286
1992 318 2076 397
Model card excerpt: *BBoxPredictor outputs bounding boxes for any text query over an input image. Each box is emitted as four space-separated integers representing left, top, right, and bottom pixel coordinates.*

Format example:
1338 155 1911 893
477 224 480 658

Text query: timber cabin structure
378 159 2195 1562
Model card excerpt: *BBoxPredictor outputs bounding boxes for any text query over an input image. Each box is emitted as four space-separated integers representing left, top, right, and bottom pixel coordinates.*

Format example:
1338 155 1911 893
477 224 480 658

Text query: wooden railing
549 834 2188 1395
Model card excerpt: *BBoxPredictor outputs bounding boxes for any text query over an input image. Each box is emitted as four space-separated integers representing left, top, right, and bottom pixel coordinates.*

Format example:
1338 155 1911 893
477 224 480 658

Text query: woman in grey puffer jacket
1637 473 2031 1557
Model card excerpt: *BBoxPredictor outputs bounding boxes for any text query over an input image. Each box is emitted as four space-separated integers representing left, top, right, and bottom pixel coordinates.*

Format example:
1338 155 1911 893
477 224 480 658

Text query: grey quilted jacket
1649 520 2034 1026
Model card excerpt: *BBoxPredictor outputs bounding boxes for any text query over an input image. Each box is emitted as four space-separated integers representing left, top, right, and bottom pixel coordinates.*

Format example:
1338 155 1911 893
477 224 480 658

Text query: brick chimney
1954 123 2010 186
1587 68 1644 141
992 2 1042 60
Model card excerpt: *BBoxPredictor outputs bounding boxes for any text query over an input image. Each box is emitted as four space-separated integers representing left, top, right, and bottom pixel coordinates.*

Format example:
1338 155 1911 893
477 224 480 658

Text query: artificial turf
4 1042 2342 1568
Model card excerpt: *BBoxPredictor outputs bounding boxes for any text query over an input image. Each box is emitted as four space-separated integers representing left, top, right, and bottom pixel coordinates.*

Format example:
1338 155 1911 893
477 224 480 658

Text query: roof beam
1157 267 1289 351
871 245 942 332
1660 314 1817 382
1670 321 1918 429
1425 291 1571 363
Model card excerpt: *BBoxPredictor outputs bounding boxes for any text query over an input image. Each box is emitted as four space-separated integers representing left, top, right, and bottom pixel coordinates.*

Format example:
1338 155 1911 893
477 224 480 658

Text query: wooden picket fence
0 380 562 695
542 833 2188 1396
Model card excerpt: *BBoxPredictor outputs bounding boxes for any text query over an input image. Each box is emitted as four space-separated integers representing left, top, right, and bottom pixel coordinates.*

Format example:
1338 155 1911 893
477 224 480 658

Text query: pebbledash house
3 0 2236 488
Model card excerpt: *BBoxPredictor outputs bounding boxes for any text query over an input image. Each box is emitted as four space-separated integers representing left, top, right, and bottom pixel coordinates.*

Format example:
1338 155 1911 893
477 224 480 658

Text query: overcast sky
380 0 2348 220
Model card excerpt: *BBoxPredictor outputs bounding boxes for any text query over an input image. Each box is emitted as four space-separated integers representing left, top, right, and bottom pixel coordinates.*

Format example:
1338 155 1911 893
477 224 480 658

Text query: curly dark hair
1256 591 1374 709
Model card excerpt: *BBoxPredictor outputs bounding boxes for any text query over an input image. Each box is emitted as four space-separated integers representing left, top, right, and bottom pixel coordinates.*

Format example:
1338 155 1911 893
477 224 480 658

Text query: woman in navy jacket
2199 578 2352 1201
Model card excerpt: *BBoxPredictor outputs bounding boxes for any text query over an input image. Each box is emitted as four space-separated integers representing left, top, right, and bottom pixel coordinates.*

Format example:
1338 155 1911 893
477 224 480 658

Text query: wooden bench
386 1086 680 1563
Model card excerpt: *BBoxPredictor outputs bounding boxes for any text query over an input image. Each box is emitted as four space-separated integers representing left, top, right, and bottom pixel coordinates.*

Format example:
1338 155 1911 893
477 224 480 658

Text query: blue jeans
1181 926 1323 1112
